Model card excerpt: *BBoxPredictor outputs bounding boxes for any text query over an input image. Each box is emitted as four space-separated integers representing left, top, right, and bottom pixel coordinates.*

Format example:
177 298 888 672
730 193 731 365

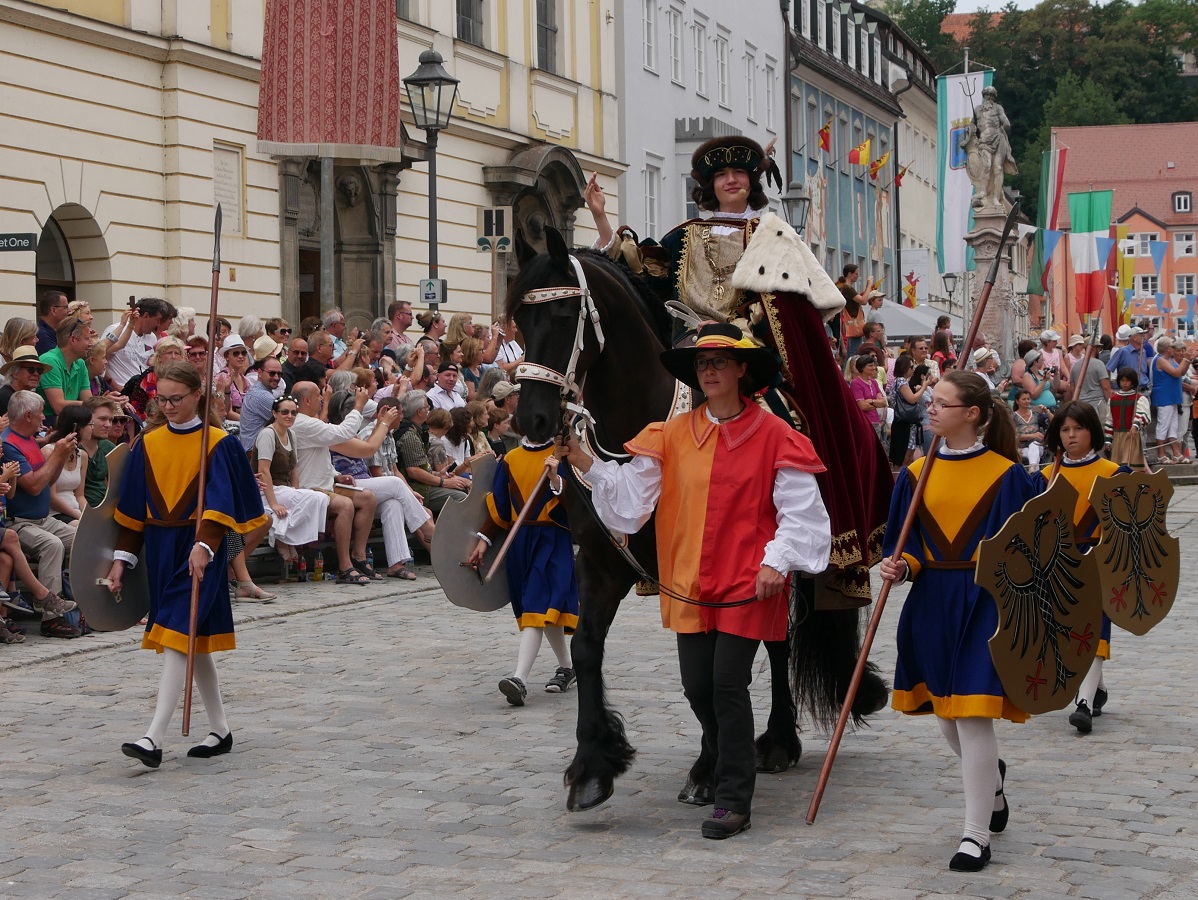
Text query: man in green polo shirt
37 315 93 423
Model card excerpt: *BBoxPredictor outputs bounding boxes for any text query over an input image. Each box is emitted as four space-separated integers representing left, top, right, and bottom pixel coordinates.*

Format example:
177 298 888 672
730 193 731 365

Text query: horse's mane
506 247 673 348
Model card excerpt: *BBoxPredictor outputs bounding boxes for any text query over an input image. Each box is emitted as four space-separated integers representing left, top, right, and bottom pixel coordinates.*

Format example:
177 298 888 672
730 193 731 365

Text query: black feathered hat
659 322 778 394
690 136 783 192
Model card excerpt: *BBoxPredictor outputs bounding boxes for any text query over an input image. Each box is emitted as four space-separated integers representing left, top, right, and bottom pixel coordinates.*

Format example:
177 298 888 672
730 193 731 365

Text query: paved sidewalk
2 489 1197 898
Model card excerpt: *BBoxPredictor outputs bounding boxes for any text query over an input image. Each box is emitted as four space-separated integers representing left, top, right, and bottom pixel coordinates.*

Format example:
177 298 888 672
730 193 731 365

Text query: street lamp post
403 50 460 282
943 272 959 316
781 181 811 237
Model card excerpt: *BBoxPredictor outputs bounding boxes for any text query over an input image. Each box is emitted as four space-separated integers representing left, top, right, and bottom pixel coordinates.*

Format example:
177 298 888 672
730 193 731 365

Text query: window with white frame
684 175 700 221
1136 274 1159 296
816 0 826 51
1136 232 1161 255
1178 274 1196 296
1178 318 1193 340
643 0 657 71
846 22 856 69
715 31 730 107
860 30 869 77
872 37 883 84
456 0 484 46
693 17 708 96
667 7 683 84
1175 192 1193 214
396 0 413 21
1176 232 1196 256
807 100 819 156
800 0 811 38
831 4 841 58
536 0 559 73
764 60 776 131
644 158 662 239
744 47 757 121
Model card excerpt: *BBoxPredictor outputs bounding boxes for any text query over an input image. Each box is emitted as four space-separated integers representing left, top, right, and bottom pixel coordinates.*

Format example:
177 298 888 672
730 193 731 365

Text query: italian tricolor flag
1067 190 1114 315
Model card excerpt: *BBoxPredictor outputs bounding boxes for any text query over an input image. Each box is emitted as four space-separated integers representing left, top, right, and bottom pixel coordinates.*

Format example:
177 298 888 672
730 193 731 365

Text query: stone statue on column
963 86 1018 212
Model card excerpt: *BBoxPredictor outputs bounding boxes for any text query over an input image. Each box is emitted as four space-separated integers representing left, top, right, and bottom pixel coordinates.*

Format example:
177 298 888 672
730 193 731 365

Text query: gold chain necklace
699 226 740 310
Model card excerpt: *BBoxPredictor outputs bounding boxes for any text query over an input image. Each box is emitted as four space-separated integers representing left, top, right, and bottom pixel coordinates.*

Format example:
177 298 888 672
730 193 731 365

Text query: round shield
430 454 510 612
69 443 151 631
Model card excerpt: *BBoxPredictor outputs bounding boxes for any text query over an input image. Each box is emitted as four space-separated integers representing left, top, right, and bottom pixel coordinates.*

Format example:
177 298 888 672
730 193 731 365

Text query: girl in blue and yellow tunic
468 440 578 707
107 362 267 768
881 370 1041 873
1043 400 1130 734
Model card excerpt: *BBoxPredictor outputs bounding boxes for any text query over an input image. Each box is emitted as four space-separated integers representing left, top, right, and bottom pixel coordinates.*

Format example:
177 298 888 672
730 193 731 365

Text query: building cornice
791 33 901 118
0 0 261 80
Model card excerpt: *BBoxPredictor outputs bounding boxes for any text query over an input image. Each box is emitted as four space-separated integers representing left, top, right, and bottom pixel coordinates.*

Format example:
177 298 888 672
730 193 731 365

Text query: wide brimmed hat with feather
660 322 778 394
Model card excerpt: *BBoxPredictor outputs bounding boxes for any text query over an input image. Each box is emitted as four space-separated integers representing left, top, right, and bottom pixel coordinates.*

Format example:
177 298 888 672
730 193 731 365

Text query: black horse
509 228 885 812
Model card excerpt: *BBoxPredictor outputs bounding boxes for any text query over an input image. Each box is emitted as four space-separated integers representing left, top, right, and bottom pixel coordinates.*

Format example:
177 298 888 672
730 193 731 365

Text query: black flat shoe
1093 687 1108 716
1069 700 1093 734
121 738 162 768
990 758 1009 833
949 837 991 872
187 731 233 758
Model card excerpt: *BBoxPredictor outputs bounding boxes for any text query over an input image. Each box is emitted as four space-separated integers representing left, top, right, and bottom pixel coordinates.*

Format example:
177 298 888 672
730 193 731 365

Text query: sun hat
221 334 248 353
1115 324 1132 341
253 335 283 362
659 322 778 393
972 347 998 365
1067 334 1084 348
0 346 51 377
1023 348 1043 367
1040 329 1061 343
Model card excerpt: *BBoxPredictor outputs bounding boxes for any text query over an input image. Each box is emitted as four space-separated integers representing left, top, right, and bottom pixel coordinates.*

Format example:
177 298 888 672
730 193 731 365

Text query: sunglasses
226 349 248 357
277 328 292 335
187 350 207 358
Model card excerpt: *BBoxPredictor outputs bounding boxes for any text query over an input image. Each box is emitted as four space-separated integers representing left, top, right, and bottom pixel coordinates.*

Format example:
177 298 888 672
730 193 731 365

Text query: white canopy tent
875 301 964 339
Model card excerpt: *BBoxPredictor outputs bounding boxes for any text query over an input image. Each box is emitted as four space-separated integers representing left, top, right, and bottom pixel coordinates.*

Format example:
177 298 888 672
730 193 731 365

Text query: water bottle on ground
314 550 324 582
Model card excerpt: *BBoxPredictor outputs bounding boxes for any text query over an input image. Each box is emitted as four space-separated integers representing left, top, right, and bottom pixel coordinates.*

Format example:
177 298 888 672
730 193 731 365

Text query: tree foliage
888 0 1198 219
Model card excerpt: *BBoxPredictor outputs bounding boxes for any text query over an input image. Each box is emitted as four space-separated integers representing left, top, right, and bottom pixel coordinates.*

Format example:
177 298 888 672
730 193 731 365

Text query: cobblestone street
1 487 1197 899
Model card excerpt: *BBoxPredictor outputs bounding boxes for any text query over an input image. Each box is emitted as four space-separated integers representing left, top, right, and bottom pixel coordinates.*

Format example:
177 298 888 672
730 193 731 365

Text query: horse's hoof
567 776 614 812
676 777 714 806
756 746 800 774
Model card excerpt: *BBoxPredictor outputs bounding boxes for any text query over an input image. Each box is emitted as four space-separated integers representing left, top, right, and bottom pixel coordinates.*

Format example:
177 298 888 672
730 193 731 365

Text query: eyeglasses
157 393 195 408
187 350 207 359
276 408 298 416
278 328 292 335
226 349 247 357
694 356 734 372
930 400 970 411
16 365 43 374
263 370 282 378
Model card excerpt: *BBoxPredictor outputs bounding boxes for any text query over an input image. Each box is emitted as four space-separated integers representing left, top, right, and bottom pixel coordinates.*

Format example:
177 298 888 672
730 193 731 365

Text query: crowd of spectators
840 312 1197 475
0 294 528 645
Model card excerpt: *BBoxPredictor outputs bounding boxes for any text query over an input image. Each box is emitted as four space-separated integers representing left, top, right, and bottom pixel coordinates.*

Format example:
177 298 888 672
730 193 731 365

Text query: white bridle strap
516 254 605 403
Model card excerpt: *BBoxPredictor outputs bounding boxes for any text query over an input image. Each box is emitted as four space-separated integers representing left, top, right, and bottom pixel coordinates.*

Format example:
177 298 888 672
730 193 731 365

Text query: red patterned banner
257 0 403 160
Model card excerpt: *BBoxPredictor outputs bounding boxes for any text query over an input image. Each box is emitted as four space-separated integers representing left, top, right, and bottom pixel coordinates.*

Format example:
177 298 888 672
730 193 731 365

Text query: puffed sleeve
761 469 832 574
585 454 663 535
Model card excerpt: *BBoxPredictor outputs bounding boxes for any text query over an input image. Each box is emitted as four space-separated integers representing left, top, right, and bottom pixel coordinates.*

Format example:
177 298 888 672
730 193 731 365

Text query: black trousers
676 630 761 815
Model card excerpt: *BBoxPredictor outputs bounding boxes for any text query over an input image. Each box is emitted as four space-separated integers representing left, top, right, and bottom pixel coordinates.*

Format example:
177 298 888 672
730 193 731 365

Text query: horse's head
507 228 604 443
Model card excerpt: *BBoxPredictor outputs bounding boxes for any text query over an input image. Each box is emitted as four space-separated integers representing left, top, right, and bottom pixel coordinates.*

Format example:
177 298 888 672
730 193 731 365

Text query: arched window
36 216 75 301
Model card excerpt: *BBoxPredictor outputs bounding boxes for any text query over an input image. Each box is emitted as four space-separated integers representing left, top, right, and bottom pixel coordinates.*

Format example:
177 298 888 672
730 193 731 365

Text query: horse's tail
790 579 890 732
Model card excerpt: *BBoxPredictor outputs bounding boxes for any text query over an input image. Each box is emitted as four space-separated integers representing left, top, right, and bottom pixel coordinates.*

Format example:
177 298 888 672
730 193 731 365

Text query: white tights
936 716 1003 849
513 625 572 682
1076 657 1104 707
137 649 229 750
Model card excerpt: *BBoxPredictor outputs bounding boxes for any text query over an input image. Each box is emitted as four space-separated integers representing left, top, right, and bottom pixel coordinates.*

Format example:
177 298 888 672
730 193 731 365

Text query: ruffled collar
1062 450 1100 466
937 439 986 458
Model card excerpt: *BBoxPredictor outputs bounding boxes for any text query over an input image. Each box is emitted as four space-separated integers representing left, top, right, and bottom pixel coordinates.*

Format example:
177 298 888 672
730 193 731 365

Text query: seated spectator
290 381 380 584
81 397 120 507
397 390 469 515
252 394 331 566
491 318 524 373
38 315 95 421
281 338 310 391
475 367 507 402
425 408 453 470
428 362 466 411
329 398 431 580
239 356 284 451
459 337 487 401
1019 347 1057 411
165 306 196 341
1012 388 1051 474
0 317 38 371
238 315 265 348
43 406 92 523
0 347 50 415
36 290 70 355
465 401 494 458
299 315 322 342
442 407 479 472
127 337 185 420
485 405 511 456
2 390 80 636
216 334 255 423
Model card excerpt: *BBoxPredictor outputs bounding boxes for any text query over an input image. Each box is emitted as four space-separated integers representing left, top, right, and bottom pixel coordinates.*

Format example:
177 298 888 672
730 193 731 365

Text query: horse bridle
514 253 760 609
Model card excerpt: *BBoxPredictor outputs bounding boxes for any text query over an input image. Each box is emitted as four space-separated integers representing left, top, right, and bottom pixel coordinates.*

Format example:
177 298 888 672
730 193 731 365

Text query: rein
516 253 759 609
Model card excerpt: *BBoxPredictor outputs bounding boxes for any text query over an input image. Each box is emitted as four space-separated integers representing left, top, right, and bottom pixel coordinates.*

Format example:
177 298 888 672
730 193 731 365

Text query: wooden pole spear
806 202 1022 825
183 204 223 736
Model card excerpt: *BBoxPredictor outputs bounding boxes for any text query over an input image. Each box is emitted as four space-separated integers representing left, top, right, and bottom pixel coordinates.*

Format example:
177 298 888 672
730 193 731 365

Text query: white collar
1063 450 1100 465
167 416 202 432
707 207 757 222
938 439 985 457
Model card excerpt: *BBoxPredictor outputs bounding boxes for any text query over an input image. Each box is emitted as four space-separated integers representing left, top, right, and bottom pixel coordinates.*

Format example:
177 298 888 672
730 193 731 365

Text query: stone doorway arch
483 143 587 269
37 204 112 309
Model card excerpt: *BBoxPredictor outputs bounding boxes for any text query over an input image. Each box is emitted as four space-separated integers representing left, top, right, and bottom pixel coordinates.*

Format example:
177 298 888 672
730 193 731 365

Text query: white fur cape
731 212 846 322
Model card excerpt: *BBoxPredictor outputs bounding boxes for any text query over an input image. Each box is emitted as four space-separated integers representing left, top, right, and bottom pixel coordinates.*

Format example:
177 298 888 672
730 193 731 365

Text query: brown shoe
0 621 25 644
40 617 82 639
33 591 76 617
701 808 751 839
